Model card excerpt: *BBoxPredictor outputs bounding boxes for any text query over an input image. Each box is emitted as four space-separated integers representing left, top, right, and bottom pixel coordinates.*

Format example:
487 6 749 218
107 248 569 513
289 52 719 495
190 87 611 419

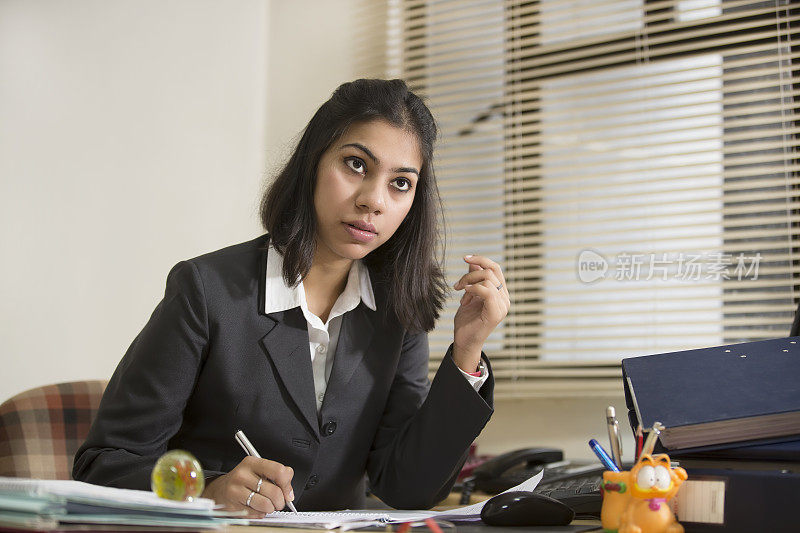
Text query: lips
346 220 377 233
343 220 377 243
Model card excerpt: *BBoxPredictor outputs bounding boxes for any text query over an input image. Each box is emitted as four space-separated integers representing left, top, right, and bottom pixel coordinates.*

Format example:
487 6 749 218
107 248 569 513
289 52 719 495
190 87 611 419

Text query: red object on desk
457 443 493 481
635 426 643 461
424 518 444 533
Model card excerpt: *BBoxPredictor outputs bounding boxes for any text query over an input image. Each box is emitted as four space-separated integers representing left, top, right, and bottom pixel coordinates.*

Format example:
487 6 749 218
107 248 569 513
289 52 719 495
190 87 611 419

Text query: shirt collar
264 246 376 316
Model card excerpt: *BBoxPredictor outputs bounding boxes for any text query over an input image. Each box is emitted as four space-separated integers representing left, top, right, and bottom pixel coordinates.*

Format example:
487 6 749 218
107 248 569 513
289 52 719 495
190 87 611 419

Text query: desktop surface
220 522 601 533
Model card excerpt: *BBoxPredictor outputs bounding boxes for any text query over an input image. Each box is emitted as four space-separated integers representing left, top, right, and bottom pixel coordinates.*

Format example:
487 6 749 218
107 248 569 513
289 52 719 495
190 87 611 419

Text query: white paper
243 469 545 529
431 469 544 521
0 477 215 512
241 511 397 529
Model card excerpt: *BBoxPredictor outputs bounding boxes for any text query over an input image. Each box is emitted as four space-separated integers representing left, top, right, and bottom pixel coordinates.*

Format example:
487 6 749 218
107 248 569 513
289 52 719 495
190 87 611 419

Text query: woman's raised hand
452 255 510 373
201 456 294 518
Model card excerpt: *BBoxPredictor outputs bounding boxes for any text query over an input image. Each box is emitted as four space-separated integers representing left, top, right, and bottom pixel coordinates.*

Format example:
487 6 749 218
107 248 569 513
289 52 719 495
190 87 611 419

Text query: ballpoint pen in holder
588 438 620 472
641 421 665 457
606 406 622 469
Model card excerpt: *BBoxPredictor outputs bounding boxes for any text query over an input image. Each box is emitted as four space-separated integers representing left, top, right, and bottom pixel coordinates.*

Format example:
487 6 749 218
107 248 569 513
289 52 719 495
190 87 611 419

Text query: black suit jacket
73 235 494 510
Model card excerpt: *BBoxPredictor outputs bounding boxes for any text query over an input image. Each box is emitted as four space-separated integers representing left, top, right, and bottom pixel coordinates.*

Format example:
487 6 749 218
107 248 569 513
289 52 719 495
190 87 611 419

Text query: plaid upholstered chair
0 380 107 479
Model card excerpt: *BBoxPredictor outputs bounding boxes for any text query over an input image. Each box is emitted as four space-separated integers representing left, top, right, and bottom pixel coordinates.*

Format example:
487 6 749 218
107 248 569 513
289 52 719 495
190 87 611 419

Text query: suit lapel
256 242 379 436
257 243 320 439
323 303 376 408
259 308 320 440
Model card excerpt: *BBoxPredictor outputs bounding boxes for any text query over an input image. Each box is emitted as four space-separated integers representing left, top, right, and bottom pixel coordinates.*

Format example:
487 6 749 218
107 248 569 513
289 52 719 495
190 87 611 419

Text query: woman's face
313 119 422 264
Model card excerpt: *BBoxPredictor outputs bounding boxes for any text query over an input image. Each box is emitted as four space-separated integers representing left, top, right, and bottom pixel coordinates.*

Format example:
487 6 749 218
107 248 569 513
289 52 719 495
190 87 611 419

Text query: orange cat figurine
617 453 687 533
601 470 632 531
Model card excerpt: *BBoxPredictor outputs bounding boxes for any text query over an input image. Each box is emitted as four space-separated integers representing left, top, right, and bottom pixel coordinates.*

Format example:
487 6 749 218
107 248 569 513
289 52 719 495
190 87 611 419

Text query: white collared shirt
264 247 487 412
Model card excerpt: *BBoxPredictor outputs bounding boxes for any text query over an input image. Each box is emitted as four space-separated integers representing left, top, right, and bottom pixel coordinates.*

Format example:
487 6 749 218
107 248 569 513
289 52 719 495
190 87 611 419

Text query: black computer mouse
480 491 575 527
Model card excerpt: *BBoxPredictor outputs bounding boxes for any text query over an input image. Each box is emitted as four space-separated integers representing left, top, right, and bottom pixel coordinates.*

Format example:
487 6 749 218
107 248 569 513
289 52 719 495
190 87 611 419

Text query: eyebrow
340 142 420 177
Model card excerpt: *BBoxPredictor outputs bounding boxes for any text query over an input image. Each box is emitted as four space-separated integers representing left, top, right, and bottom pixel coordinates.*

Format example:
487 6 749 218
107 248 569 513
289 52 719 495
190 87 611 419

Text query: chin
334 242 377 261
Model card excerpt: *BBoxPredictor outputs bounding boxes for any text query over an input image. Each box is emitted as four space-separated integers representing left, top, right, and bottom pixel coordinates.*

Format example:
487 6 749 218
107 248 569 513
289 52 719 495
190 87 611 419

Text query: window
392 0 799 397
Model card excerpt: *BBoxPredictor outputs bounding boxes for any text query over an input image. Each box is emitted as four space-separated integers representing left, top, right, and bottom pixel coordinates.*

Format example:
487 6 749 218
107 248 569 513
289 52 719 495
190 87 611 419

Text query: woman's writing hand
201 456 294 517
452 255 510 373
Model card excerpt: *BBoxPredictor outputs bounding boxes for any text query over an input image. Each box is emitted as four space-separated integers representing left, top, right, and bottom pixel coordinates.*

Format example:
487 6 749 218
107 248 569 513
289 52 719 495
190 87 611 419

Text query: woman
73 79 510 514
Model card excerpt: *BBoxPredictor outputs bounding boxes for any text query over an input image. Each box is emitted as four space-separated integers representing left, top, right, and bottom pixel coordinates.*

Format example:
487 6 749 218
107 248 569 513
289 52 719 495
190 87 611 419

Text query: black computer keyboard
458 462 605 517
534 464 604 518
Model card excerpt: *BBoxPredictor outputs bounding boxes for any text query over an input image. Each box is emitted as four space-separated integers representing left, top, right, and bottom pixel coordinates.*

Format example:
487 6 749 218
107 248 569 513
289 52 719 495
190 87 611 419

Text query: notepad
233 470 544 529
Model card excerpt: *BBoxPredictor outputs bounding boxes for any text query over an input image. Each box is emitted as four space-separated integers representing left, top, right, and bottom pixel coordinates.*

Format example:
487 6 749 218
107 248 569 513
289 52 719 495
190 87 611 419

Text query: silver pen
235 430 298 514
641 421 665 457
606 406 622 469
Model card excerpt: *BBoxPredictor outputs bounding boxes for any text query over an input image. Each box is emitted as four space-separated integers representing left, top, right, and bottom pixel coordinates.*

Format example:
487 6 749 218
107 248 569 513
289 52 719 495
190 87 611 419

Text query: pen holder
601 470 631 532
600 454 687 533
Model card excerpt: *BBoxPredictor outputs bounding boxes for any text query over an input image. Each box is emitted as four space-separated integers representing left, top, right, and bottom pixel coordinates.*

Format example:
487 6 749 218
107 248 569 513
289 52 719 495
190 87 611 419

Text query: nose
355 177 385 214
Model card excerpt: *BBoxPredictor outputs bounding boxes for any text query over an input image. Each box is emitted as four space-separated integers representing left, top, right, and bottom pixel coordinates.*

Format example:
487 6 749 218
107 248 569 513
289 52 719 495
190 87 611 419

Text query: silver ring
246 490 256 508
255 477 263 494
496 283 503 291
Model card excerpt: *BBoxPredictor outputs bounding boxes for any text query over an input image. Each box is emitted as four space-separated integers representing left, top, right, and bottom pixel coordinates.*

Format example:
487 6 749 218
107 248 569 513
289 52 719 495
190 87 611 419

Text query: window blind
390 0 798 398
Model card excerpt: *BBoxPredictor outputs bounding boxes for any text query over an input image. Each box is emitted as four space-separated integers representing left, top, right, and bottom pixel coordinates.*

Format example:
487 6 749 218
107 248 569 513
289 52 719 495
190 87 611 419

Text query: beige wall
480 397 633 463
265 0 366 166
0 0 270 398
0 0 628 464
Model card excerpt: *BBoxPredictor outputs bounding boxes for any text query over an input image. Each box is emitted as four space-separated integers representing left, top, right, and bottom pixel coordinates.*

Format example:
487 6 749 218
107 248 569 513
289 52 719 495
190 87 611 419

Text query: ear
638 454 655 467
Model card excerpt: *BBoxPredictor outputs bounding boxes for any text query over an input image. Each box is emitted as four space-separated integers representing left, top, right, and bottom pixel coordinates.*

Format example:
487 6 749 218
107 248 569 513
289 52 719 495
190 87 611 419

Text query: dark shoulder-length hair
260 78 447 333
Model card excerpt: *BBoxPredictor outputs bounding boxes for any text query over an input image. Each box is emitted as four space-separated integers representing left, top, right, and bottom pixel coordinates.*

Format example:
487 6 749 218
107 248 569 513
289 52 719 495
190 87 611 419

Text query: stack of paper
0 470 545 531
0 477 222 531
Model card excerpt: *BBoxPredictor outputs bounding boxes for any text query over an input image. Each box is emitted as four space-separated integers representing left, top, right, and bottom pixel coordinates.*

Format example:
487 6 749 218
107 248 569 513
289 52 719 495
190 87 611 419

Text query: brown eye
391 177 412 192
345 157 366 174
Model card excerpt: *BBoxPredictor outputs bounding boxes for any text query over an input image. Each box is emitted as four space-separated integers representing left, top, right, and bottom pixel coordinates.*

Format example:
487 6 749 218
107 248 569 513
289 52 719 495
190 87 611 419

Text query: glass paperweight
151 449 205 502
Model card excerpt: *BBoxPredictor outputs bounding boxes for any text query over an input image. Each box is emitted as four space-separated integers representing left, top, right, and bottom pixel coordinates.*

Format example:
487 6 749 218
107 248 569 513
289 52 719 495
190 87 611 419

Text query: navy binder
622 337 800 450
658 436 800 460
678 467 800 533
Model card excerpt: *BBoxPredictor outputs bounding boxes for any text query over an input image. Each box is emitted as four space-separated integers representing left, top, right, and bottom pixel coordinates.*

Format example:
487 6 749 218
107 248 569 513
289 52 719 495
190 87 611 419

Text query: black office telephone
459 447 605 517
469 447 564 494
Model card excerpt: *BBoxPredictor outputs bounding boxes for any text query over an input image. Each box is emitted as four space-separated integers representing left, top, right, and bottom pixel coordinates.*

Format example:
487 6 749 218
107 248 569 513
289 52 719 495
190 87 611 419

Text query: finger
468 274 510 312
465 280 510 316
472 278 511 318
240 485 276 516
253 481 285 512
460 291 475 308
222 466 264 516
231 484 264 517
464 255 507 291
248 504 268 518
243 505 265 519
453 269 501 291
250 459 295 505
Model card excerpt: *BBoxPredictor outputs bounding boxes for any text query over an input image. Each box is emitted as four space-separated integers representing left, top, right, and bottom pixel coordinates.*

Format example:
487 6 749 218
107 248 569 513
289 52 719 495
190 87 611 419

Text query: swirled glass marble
151 450 205 502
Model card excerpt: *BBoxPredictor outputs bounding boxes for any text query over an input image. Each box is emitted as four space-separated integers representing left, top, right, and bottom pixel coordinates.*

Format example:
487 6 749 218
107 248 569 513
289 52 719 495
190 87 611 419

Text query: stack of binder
622 337 800 533
0 477 224 531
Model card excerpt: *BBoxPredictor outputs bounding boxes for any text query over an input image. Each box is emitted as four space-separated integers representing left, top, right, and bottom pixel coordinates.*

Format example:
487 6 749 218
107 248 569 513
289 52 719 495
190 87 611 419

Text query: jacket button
322 421 337 436
305 475 319 489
